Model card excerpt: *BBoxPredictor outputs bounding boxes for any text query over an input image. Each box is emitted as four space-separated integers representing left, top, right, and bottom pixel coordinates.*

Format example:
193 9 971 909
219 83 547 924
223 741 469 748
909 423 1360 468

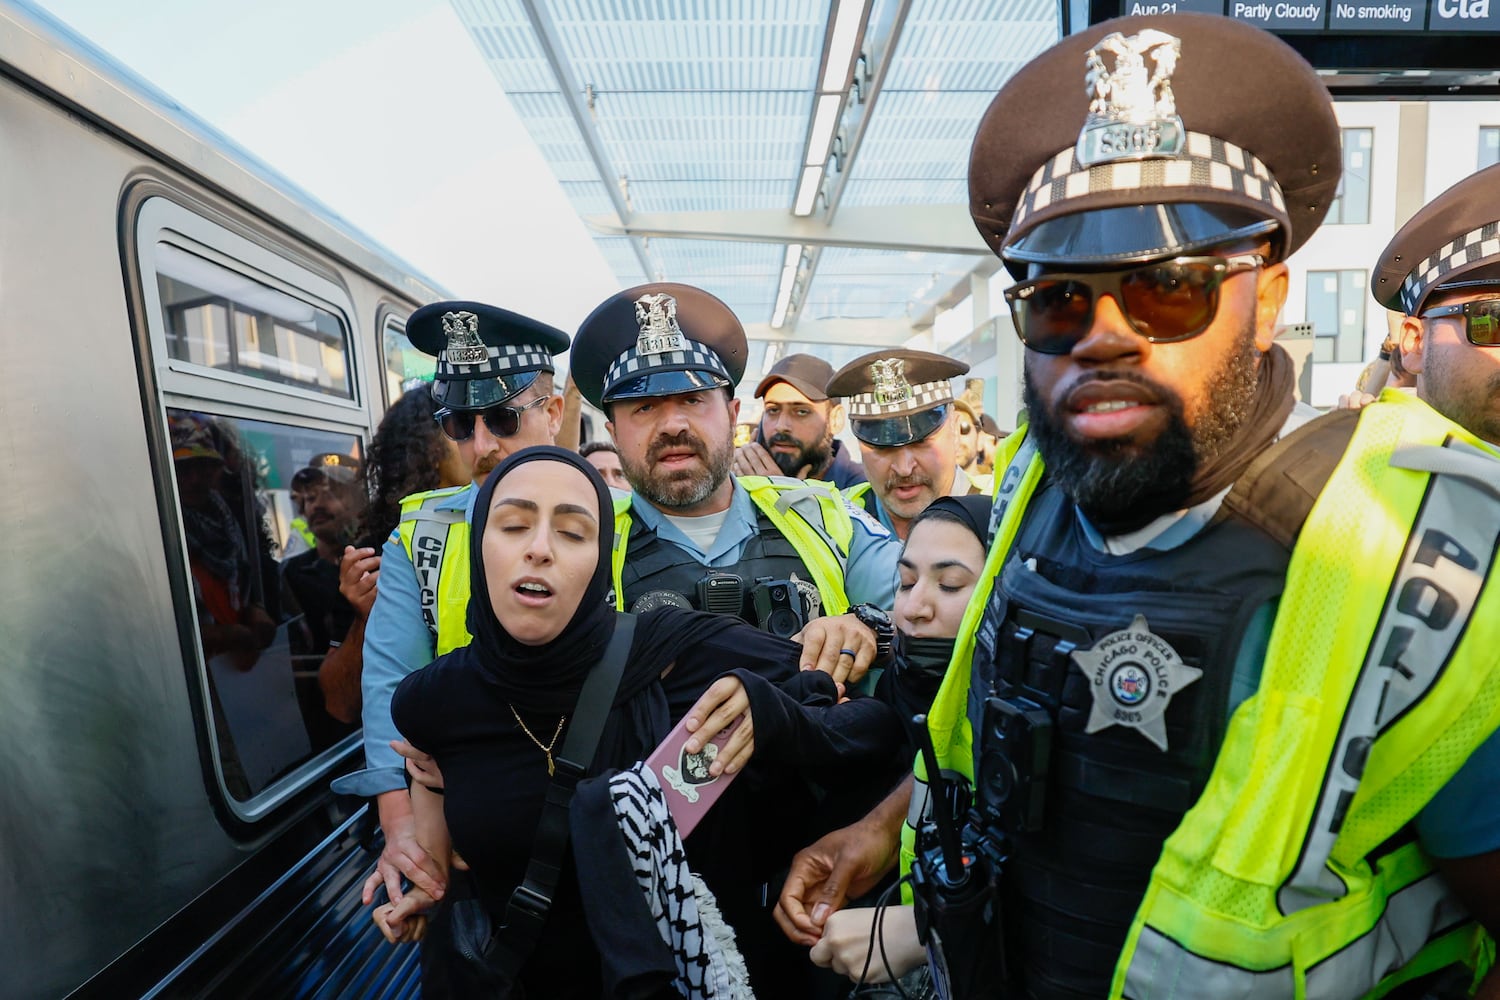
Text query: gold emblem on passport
441 311 488 366
869 358 912 405
1073 614 1201 751
1077 30 1185 167
634 292 688 356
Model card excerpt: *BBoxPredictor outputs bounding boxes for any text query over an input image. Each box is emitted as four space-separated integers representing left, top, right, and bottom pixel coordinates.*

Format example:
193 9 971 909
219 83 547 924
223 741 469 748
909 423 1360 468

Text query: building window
1480 127 1500 170
1306 269 1367 363
1325 128 1372 226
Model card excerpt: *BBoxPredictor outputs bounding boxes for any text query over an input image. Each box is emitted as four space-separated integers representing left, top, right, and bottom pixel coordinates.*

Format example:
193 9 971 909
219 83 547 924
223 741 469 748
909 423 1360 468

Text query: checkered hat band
1399 219 1500 313
605 339 731 388
1012 131 1285 234
845 380 952 418
437 343 553 379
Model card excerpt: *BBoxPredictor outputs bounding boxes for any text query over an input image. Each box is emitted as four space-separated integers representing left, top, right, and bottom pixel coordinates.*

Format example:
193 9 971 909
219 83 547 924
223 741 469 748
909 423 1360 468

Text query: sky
34 0 621 335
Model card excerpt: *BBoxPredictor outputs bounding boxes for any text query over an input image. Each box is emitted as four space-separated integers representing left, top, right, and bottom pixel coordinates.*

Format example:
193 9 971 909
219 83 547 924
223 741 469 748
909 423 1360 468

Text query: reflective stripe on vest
900 428 1043 900
912 392 1500 994
1113 392 1500 998
610 476 854 615
396 486 473 656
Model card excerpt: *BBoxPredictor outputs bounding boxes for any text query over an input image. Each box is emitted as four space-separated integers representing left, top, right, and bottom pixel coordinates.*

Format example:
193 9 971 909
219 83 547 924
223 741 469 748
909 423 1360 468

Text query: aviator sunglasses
1004 254 1264 356
1420 297 1500 347
434 395 549 442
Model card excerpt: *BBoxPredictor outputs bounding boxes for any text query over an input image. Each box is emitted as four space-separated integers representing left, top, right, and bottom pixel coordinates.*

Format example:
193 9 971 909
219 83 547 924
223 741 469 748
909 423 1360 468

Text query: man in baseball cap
731 352 866 489
784 14 1499 1000
826 349 979 540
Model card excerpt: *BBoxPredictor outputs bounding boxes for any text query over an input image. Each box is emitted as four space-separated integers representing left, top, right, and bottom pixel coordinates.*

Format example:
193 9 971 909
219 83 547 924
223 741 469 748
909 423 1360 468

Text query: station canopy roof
449 0 1058 389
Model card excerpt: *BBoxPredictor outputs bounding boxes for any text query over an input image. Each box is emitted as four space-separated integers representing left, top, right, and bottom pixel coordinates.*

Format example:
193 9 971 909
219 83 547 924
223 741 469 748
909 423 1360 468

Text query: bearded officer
332 301 567 994
570 283 900 675
1375 162 1500 448
830 349 984 541
778 14 1499 998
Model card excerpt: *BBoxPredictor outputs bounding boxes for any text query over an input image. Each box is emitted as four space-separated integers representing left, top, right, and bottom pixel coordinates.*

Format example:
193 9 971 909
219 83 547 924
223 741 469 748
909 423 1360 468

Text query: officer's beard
1022 318 1261 532
766 426 834 478
624 428 735 510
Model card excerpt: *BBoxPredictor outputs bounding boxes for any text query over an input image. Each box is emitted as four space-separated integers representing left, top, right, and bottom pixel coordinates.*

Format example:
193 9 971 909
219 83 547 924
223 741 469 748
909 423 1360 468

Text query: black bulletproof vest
618 505 816 624
981 484 1294 1000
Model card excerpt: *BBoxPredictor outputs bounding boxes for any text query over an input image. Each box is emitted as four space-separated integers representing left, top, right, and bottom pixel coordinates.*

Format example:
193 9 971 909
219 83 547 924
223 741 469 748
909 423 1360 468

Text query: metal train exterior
0 3 434 996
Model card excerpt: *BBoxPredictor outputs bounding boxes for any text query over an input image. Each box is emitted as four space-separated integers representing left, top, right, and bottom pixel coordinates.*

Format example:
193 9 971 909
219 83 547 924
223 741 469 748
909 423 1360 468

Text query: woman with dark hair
798 494 992 992
374 446 898 998
320 386 470 724
357 385 471 549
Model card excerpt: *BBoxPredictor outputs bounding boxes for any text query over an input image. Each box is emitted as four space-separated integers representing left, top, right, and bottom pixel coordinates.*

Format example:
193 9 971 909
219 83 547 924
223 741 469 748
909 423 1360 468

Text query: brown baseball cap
969 13 1341 278
754 353 835 402
1373 163 1500 314
826 349 969 447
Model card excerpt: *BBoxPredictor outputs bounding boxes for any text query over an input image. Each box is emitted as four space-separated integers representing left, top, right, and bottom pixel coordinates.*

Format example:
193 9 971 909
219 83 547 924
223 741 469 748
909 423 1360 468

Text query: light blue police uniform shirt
627 476 900 610
331 483 477 798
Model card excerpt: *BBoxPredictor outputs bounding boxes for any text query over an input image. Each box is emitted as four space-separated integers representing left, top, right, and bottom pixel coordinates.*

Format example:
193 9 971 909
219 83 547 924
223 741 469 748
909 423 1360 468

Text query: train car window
156 242 352 398
382 313 435 402
168 407 365 803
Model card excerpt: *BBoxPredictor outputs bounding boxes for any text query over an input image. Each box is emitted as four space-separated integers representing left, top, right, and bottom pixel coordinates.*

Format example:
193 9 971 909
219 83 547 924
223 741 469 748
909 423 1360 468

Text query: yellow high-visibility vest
395 484 473 656
911 392 1499 997
611 476 855 616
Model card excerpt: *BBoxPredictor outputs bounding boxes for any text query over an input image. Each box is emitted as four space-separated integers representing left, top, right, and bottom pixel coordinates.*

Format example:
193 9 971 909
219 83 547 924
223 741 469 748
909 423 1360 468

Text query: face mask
900 633 959 687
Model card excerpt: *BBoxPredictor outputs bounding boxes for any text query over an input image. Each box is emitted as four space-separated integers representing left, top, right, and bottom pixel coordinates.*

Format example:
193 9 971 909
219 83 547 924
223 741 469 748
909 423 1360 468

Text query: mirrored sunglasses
1004 254 1264 356
1420 297 1500 347
434 395 549 442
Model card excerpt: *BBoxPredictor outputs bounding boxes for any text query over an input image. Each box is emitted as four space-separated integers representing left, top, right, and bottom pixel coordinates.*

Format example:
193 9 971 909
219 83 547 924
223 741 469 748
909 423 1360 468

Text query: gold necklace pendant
509 704 566 777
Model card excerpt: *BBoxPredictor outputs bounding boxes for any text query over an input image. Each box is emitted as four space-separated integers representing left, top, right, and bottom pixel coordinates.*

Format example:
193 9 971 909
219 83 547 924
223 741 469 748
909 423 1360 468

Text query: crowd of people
308 10 1500 999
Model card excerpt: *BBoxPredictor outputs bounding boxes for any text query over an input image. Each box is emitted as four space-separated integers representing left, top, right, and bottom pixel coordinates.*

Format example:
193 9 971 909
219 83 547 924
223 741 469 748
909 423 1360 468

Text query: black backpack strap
1216 409 1359 550
486 613 638 981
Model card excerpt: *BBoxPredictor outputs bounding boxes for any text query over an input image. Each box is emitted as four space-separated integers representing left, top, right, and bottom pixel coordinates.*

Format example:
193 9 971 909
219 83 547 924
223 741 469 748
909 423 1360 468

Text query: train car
0 3 438 996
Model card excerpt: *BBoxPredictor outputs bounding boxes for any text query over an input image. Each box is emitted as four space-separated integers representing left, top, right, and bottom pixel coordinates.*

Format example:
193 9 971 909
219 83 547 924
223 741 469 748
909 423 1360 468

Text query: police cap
1373 163 1500 314
405 300 569 411
969 13 1341 278
826 350 969 448
571 283 747 410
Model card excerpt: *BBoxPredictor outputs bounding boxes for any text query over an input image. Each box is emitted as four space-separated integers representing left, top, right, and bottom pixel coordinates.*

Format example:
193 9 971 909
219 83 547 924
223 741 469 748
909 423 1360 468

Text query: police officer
332 300 568 989
828 349 983 540
732 352 867 489
778 14 1499 998
1375 162 1500 447
569 282 899 671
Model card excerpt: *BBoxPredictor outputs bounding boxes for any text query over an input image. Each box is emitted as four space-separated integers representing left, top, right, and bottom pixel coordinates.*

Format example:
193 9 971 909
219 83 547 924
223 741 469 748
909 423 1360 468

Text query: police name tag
1073 614 1200 751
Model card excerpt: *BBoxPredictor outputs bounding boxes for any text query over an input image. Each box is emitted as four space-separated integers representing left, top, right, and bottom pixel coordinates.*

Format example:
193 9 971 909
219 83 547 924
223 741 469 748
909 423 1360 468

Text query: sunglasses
1004 254 1264 356
1420 297 1500 347
434 395 549 442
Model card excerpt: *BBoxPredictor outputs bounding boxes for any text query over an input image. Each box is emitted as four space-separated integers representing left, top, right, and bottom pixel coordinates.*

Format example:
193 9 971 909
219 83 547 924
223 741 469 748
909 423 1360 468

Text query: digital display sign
1112 0 1496 30
1083 0 1500 92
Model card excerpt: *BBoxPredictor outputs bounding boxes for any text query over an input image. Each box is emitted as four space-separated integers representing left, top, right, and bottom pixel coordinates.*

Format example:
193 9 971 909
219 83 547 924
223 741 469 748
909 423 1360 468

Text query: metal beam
745 317 918 348
516 0 654 282
584 204 989 257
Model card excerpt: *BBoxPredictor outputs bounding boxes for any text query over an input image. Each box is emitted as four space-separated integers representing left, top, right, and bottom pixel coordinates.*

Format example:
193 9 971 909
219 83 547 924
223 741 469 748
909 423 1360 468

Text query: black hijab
465 445 756 718
910 493 992 549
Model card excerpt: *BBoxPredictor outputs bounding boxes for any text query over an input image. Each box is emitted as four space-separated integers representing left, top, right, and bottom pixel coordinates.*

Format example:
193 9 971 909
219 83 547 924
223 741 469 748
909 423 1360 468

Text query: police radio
909 714 1009 1000
695 571 744 617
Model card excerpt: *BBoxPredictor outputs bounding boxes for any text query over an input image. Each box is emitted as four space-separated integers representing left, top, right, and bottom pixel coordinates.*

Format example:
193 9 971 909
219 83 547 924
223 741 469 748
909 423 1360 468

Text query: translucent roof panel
450 0 1061 341
802 248 976 321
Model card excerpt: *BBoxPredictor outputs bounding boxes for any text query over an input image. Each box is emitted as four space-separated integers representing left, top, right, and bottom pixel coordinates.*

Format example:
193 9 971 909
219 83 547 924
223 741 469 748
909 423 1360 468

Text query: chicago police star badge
633 292 688 356
1072 614 1200 751
1077 29 1185 167
441 310 488 366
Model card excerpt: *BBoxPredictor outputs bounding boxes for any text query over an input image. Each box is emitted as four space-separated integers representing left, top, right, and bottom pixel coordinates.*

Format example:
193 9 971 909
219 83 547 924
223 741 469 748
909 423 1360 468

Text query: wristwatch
849 602 896 666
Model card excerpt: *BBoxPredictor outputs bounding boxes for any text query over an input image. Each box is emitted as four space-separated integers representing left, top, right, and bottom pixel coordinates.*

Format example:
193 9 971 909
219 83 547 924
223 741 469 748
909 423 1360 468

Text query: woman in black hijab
808 493 992 992
377 446 897 998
